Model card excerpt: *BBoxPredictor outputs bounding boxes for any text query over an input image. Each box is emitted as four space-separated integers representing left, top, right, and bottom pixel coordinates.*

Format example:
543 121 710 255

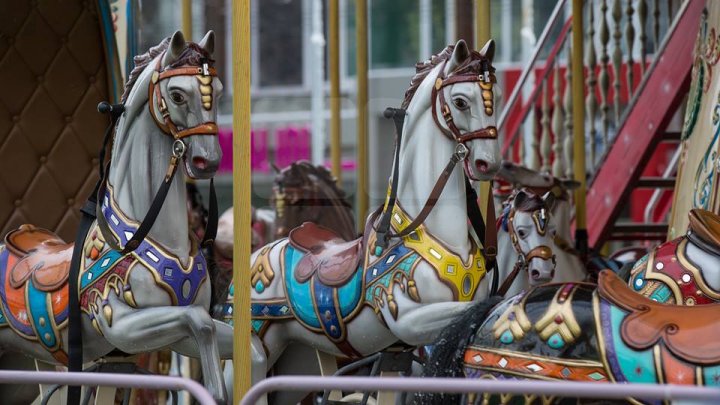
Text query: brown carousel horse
206 161 356 317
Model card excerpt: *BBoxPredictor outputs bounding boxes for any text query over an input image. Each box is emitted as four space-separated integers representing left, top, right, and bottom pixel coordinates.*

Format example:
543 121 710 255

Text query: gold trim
465 346 605 368
492 293 532 341
534 286 581 344
676 238 720 299
640 250 684 303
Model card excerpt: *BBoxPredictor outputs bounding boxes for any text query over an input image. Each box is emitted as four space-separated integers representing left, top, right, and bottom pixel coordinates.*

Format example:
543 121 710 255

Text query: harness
373 57 499 294
497 206 557 296
67 52 220 404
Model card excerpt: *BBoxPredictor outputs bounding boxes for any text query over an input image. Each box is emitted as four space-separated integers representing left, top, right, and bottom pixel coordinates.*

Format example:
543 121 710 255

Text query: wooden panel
583 0 703 249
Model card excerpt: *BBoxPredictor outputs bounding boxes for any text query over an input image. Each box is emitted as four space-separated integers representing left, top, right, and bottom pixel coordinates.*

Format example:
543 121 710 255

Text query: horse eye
170 92 185 104
517 229 527 239
453 98 469 110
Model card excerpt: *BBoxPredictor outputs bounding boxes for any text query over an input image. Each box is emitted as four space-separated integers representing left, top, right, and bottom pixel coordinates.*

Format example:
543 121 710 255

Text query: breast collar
99 184 207 306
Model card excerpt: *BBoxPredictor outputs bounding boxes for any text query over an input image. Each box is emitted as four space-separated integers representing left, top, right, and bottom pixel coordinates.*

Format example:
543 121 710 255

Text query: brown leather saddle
4 225 73 292
687 208 720 250
598 270 720 365
288 222 362 287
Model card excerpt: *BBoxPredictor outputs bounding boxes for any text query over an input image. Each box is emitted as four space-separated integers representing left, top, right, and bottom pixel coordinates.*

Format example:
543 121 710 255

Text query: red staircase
582 0 703 249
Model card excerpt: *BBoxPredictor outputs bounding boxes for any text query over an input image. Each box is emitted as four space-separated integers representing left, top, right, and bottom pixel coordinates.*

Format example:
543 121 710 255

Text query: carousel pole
182 0 192 40
232 0 252 398
475 0 492 223
356 0 368 230
330 0 342 181
572 0 588 254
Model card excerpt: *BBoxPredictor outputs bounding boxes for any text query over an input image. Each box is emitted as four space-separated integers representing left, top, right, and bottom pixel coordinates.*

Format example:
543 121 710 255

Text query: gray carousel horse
0 31 232 403
233 39 501 404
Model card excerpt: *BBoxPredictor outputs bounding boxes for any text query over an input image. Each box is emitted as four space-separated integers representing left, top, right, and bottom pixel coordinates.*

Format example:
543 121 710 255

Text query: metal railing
240 375 720 405
0 370 215 405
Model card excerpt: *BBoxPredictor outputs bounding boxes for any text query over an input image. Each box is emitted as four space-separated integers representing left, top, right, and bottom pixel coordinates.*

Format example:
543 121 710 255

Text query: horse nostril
531 269 540 279
476 159 490 173
192 156 208 170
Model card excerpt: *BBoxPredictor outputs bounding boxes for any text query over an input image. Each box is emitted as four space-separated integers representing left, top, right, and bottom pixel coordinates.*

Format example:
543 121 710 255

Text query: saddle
598 270 720 365
4 225 73 292
688 208 720 249
288 222 362 287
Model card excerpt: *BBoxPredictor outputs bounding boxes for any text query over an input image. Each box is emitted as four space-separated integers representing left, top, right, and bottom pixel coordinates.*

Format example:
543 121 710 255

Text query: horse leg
93 295 227 404
384 300 475 346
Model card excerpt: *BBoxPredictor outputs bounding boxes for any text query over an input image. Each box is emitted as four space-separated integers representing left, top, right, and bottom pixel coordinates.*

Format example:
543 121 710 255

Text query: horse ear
541 191 557 211
513 190 529 209
198 30 215 56
479 39 496 63
447 39 470 73
163 30 187 67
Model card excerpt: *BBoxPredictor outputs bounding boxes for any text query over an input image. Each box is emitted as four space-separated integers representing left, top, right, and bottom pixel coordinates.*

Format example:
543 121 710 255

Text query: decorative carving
625 0 636 96
638 0 648 76
586 2 598 165
540 81 551 172
552 61 565 177
599 0 611 150
612 0 623 122
564 42 574 179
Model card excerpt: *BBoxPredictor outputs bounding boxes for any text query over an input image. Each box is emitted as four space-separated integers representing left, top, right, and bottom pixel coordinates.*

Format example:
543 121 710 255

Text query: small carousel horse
0 31 232 403
421 270 720 404
241 40 501 403
629 208 720 305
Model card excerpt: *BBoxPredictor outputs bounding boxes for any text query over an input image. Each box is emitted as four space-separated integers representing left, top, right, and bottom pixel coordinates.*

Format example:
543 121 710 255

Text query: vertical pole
356 0 368 230
182 0 193 40
455 0 474 48
475 0 491 220
330 0 342 181
232 0 252 398
572 0 587 252
310 0 326 166
475 0 490 47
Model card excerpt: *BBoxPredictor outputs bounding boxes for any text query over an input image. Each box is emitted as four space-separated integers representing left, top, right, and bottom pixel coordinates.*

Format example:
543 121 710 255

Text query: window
257 0 304 87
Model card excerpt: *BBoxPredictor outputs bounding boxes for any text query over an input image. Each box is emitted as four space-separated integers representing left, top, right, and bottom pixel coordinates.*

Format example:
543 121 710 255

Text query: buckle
453 143 469 161
172 139 187 158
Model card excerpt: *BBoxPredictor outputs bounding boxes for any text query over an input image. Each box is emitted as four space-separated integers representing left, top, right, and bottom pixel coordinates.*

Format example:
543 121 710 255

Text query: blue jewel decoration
548 332 565 349
499 330 514 344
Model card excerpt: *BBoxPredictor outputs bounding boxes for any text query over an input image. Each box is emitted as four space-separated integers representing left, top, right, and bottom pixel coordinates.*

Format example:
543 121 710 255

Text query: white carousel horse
238 40 501 403
0 31 232 403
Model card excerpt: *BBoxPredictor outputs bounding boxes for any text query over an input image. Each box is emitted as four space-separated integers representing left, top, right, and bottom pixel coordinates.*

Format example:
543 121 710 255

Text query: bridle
67 50 220 394
497 205 557 296
374 53 500 293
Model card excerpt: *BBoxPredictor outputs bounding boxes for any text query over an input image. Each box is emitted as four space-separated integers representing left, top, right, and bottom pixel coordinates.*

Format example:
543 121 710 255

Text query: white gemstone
372 268 378 276
498 357 508 368
472 355 483 363
446 264 456 274
429 248 442 260
104 196 109 207
87 274 92 280
123 231 134 241
146 251 160 263
656 262 664 270
164 268 173 277
682 273 691 283
526 363 543 372
110 214 120 226
386 255 396 264
393 213 403 224
635 279 643 287
101 258 111 267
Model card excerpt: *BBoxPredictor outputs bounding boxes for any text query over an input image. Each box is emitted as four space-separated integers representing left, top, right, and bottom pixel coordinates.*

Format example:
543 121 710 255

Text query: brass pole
232 0 252 397
182 0 192 40
330 0 342 181
475 0 490 46
572 0 587 250
475 0 491 220
356 0 368 230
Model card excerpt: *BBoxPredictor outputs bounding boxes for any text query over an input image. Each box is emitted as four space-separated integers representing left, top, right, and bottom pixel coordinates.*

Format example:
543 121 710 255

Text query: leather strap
374 108 406 252
497 261 523 297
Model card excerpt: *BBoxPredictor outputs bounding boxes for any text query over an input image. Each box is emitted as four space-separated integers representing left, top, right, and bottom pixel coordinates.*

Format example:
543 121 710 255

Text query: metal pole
572 0 587 252
311 0 326 166
182 0 192 40
475 0 490 47
356 0 368 230
330 0 341 181
232 0 252 398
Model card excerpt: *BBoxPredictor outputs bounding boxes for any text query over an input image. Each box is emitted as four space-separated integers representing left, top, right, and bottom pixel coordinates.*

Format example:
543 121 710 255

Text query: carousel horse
629 208 720 305
493 189 586 297
420 270 720 405
238 40 501 403
0 31 232 403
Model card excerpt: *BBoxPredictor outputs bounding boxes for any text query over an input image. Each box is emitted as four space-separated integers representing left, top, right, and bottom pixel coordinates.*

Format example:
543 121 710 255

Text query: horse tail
416 295 503 405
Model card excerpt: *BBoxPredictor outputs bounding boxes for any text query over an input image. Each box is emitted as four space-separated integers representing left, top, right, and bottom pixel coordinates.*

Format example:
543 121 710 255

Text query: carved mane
121 37 216 103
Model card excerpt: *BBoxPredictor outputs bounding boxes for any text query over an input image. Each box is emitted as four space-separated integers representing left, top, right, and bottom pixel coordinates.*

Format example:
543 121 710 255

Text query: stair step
612 223 668 234
636 177 676 188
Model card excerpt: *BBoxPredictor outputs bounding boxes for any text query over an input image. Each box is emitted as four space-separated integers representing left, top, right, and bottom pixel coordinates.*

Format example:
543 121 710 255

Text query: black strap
465 178 499 296
374 108 406 252
67 102 124 405
202 178 218 247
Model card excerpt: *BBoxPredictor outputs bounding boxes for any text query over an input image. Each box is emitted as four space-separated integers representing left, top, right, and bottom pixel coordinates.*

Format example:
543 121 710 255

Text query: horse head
505 190 558 285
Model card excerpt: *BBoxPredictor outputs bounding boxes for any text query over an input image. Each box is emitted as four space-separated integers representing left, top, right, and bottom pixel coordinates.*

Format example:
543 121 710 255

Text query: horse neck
553 200 573 242
396 96 471 259
109 79 191 262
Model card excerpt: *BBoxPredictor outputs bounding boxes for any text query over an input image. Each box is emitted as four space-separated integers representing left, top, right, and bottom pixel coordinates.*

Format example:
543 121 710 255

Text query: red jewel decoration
554 315 564 324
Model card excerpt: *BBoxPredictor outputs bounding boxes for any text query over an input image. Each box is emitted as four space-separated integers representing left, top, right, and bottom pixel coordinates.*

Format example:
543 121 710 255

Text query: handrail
241 375 720 405
497 0 568 130
0 370 215 405
501 17 573 157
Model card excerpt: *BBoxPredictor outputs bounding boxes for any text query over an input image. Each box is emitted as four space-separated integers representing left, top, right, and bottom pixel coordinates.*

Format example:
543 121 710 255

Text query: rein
373 58 499 294
66 53 220 404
